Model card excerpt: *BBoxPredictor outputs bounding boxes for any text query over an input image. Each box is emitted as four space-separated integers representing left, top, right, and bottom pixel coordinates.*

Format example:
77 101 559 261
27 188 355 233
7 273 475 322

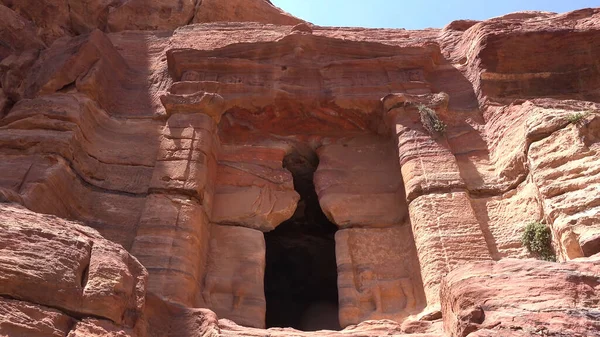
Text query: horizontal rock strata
1 2 599 337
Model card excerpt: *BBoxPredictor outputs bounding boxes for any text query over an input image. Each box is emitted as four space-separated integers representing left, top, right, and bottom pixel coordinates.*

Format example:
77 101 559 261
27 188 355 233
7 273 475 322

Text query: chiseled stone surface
315 136 408 228
0 2 600 337
212 145 299 232
383 93 466 202
335 225 427 327
131 194 211 307
150 113 219 209
202 225 266 329
409 192 492 305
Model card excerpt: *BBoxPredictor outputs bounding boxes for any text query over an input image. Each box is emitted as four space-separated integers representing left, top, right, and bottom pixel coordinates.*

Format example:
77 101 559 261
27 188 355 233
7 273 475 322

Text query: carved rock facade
1 2 600 337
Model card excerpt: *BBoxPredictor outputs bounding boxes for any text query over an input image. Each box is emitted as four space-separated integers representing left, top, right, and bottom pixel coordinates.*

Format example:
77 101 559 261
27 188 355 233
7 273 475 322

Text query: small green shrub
521 221 556 261
417 104 447 135
566 111 592 124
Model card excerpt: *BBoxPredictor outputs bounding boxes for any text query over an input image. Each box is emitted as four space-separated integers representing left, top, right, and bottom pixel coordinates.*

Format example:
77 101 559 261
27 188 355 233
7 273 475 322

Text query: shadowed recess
264 147 341 331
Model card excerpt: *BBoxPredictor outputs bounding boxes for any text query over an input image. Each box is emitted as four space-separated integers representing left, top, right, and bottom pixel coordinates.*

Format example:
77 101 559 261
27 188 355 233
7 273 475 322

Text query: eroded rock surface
202 225 266 329
441 258 600 337
0 203 147 327
1 2 600 337
212 145 299 231
336 225 427 326
315 136 408 228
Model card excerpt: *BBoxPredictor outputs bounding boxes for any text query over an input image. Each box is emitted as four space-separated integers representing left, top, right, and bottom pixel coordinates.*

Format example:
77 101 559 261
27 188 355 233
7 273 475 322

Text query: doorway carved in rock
161 33 432 330
264 147 340 331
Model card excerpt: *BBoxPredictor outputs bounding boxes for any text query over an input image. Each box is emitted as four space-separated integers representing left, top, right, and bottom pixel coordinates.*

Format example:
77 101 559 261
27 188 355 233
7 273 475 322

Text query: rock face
212 145 300 231
1 0 302 44
315 136 408 228
441 258 600 337
1 1 600 337
0 203 223 337
336 225 426 327
0 203 146 331
203 225 266 328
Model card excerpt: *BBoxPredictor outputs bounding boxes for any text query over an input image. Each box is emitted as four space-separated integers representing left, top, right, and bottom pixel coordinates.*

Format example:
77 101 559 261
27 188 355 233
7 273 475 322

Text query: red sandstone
0 1 600 336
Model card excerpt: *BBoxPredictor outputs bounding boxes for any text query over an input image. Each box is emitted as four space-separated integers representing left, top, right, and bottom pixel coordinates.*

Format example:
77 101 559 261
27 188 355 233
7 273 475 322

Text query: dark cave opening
264 148 341 331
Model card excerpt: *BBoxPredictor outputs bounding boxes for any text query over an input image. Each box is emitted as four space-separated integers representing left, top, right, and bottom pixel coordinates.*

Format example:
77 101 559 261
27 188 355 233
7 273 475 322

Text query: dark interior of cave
264 147 341 331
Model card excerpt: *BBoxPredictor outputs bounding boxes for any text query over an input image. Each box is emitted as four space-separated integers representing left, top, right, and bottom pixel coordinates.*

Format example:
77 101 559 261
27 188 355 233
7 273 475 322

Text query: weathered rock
161 91 226 122
291 23 313 34
0 5 45 60
1 94 160 192
105 0 304 32
202 225 266 329
336 225 427 327
409 192 492 305
0 2 600 337
1 0 72 45
2 0 304 44
529 113 600 259
193 0 303 25
0 203 147 326
479 99 600 261
165 33 439 144
0 92 161 246
0 49 40 102
24 29 127 99
0 297 75 337
131 194 211 307
441 258 600 337
468 179 542 260
142 295 222 337
67 319 137 337
315 136 407 228
440 8 600 105
106 0 198 32
383 93 466 202
0 202 225 337
219 318 442 337
212 145 299 231
67 0 121 34
150 113 218 209
0 89 8 117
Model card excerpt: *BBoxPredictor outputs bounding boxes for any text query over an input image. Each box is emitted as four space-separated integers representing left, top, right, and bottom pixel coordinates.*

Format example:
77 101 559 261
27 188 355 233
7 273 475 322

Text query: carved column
202 225 266 328
383 93 493 306
131 94 222 306
313 136 426 326
335 226 426 327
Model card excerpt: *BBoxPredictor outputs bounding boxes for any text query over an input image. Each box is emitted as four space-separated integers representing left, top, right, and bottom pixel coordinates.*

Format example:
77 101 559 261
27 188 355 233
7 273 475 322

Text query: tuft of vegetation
521 221 556 262
566 110 592 124
417 104 447 135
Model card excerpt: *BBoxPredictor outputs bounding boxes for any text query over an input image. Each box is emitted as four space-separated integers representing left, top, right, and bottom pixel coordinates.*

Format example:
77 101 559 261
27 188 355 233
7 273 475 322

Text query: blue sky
271 0 600 29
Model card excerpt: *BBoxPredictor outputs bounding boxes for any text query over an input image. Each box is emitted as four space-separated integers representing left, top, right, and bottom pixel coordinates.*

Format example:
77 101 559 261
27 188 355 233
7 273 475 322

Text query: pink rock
441 258 600 337
193 0 303 25
0 203 147 326
0 3 599 337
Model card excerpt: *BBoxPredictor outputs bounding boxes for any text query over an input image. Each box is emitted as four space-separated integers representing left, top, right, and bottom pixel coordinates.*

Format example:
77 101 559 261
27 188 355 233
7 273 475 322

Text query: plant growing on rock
566 110 592 124
521 221 556 262
417 104 447 135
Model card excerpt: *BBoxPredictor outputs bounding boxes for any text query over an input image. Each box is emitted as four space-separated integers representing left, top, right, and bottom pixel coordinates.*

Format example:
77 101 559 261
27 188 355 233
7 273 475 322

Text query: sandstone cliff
1 1 599 336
